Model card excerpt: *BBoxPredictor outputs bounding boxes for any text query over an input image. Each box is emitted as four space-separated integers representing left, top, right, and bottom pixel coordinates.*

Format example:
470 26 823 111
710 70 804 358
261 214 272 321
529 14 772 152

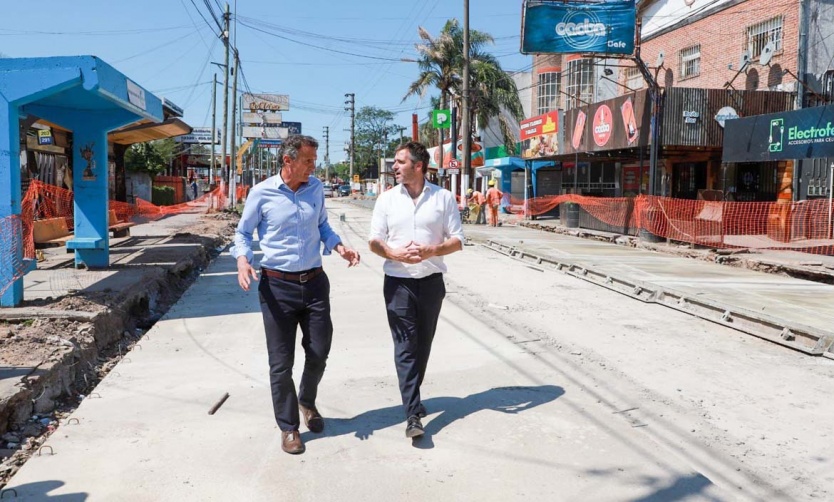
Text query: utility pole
345 93 355 183
323 126 330 181
398 126 406 144
229 50 239 205
220 3 231 195
210 73 217 189
461 0 472 191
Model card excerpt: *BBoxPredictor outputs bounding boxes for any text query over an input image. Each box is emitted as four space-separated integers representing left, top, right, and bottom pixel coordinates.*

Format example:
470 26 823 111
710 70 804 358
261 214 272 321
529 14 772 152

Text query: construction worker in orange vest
485 179 503 227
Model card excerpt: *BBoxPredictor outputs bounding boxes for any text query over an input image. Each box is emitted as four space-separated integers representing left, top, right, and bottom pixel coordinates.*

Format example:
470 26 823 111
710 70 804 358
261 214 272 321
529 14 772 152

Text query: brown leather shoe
281 430 305 454
300 405 324 433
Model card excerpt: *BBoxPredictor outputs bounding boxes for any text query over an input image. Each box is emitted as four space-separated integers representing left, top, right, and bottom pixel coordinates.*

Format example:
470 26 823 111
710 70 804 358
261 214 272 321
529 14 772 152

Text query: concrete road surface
6 200 833 501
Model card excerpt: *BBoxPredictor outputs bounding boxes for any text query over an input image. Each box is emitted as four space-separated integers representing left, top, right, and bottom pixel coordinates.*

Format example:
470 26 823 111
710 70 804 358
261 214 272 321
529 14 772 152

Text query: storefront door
672 162 707 199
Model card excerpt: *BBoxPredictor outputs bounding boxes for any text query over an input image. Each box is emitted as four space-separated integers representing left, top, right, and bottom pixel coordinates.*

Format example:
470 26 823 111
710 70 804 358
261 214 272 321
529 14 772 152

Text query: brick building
528 0 834 202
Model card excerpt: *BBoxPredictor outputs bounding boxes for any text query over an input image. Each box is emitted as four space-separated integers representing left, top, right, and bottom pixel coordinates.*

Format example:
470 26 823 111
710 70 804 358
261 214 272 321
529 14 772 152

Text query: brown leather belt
261 267 323 283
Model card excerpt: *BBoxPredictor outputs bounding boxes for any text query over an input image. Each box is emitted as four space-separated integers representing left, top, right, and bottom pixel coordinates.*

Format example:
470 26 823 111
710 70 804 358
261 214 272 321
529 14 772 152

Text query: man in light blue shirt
232 134 360 455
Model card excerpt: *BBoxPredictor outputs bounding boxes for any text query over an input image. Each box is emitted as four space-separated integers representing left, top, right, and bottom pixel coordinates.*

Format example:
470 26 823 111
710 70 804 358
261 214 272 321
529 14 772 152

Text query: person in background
232 134 361 455
190 179 199 200
368 141 464 439
466 187 486 225
485 179 503 227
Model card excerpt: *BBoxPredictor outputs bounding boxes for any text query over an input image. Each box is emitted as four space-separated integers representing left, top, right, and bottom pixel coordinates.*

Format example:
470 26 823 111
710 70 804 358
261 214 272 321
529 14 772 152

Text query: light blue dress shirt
232 174 342 272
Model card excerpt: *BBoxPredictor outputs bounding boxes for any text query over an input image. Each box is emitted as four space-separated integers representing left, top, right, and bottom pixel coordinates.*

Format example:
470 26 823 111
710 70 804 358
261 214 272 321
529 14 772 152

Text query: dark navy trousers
258 272 332 432
383 273 446 418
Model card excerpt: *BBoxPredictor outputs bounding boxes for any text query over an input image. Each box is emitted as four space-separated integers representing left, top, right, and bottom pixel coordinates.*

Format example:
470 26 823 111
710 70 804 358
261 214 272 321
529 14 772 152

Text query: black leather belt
262 267 323 283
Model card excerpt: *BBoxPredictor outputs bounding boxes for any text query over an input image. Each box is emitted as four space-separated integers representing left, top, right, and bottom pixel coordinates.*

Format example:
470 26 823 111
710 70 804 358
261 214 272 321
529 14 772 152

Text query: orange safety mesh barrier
1 180 230 297
506 193 834 255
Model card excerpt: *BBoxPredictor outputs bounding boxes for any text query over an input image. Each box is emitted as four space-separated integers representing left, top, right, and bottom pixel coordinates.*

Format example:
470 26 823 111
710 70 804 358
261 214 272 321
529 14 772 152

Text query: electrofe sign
521 0 636 55
723 104 834 162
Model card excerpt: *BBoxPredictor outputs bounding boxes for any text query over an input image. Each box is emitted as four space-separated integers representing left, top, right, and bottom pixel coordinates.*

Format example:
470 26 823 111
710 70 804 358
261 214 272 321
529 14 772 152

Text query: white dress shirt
369 181 465 279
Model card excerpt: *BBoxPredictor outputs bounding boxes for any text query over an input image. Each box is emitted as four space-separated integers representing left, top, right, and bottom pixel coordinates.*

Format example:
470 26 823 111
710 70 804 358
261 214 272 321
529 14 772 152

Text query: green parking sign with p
432 109 451 129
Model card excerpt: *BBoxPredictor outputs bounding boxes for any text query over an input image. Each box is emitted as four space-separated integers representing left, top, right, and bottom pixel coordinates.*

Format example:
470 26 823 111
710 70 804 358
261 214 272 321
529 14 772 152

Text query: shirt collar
274 173 311 191
397 181 432 195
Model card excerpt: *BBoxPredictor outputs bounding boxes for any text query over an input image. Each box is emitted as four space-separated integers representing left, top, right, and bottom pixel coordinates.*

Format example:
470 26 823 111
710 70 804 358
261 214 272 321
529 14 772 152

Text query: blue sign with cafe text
522 0 636 55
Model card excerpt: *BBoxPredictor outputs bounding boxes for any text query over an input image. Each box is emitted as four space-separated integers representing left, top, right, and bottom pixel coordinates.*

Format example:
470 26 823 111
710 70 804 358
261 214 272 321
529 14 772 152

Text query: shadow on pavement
305 385 565 447
2 480 87 500
630 472 714 502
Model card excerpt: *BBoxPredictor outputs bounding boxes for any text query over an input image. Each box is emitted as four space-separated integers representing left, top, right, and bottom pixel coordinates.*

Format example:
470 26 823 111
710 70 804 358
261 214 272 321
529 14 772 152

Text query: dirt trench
0 214 238 487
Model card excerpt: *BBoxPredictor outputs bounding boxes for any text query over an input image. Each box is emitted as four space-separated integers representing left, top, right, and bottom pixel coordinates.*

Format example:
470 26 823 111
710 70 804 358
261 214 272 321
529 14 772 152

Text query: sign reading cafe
521 0 636 55
242 93 290 112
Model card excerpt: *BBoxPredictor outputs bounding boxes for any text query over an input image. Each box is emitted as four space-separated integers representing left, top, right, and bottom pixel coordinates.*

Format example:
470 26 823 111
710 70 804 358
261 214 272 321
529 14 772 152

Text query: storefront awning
109 118 192 145
483 156 525 170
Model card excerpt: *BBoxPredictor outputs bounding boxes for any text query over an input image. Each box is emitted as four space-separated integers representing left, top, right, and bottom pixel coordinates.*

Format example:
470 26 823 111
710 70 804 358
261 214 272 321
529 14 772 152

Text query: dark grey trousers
258 272 332 432
383 273 446 418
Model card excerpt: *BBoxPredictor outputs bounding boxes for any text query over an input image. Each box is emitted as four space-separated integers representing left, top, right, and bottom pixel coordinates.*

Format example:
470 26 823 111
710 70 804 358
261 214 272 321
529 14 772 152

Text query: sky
1 0 532 163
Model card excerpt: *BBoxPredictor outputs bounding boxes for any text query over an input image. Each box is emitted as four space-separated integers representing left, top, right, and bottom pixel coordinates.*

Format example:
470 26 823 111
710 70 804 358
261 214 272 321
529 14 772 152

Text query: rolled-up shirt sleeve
369 193 389 243
444 192 465 246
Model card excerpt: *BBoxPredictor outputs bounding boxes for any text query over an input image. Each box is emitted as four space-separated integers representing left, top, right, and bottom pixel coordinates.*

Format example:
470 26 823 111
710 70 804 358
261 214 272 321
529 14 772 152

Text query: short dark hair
396 141 431 173
279 134 318 166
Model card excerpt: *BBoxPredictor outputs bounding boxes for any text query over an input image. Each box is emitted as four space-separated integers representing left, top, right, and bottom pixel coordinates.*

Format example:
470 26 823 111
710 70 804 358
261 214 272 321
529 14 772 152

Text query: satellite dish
655 51 665 68
760 41 775 66
739 50 751 70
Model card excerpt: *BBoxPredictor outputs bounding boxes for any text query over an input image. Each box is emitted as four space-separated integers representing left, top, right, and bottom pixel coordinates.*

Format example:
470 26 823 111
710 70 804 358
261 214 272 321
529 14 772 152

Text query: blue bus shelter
1 56 164 307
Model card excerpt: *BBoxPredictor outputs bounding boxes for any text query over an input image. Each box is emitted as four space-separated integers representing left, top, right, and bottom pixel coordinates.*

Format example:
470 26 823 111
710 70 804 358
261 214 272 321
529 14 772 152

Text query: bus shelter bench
108 210 136 238
33 217 73 248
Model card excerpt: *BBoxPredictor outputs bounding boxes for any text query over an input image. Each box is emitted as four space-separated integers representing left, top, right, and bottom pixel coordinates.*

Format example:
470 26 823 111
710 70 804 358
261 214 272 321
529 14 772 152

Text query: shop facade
556 87 793 201
723 104 834 202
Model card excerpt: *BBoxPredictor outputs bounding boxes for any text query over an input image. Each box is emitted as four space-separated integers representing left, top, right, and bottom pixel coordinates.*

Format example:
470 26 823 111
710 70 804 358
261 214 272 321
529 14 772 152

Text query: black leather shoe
405 415 424 438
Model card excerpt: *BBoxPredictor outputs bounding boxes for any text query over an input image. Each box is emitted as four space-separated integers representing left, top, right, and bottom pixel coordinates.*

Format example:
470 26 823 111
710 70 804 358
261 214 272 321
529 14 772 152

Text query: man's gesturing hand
237 256 259 291
336 244 361 267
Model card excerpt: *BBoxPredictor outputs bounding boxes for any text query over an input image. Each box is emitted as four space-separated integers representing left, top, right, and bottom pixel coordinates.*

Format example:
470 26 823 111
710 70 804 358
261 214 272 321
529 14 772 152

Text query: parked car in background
323 183 334 198
338 184 351 197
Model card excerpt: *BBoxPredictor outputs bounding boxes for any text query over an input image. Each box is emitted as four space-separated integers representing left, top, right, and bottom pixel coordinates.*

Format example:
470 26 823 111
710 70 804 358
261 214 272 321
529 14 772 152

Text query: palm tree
403 19 524 154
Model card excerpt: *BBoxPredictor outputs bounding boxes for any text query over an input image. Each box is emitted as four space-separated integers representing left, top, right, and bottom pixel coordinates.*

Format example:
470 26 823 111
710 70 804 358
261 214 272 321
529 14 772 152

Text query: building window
565 58 594 109
823 70 834 104
625 66 643 90
746 16 783 60
678 45 701 79
537 71 561 115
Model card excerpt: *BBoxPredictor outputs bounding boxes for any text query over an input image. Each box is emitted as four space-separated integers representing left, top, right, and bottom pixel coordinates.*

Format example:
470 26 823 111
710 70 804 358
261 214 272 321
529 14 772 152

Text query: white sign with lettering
126 79 146 111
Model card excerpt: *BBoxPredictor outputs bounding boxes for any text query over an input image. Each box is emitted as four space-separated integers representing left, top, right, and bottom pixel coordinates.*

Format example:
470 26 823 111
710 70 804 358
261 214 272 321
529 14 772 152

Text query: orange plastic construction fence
507 193 834 255
0 180 231 298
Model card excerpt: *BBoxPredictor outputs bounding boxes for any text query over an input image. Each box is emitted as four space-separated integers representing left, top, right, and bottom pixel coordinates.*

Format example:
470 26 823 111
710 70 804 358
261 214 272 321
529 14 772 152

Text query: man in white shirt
368 141 465 438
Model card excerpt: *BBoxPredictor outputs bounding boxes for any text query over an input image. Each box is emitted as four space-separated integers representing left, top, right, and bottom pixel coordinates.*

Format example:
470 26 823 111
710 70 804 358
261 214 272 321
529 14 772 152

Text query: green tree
354 106 399 178
329 161 350 182
403 19 523 154
125 138 177 176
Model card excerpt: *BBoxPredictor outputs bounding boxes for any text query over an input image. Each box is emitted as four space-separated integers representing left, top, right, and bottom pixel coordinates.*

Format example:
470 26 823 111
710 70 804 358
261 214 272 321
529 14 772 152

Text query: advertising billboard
561 90 650 154
427 140 485 169
175 127 220 144
242 126 289 140
521 0 636 55
520 111 559 159
242 93 290 111
723 105 834 162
